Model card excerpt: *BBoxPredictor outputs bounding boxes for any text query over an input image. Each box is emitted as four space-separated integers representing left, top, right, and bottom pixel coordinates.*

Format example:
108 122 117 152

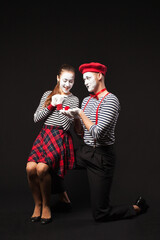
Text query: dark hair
44 64 75 107
57 63 75 76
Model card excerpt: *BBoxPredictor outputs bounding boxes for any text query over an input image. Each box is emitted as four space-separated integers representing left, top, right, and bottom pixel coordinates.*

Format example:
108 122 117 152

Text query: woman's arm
34 91 55 123
59 96 80 131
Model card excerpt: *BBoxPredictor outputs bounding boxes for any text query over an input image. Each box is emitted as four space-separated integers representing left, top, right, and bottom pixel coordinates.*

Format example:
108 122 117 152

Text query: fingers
68 108 81 115
59 108 81 119
56 95 65 104
59 109 73 118
51 94 65 106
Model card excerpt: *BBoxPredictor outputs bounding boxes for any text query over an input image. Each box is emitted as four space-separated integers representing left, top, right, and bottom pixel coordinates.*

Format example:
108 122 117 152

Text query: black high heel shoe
30 216 41 222
41 217 52 225
135 196 149 214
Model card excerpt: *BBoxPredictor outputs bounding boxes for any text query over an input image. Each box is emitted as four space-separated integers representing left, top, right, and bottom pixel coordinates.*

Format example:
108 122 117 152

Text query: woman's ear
57 75 60 82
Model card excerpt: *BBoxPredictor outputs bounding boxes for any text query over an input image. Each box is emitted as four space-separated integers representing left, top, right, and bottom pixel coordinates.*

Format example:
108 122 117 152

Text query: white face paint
83 72 97 92
59 72 75 94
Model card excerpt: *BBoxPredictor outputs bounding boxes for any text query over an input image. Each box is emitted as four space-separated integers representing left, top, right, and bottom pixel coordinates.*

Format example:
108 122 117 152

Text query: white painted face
83 72 97 92
58 71 75 94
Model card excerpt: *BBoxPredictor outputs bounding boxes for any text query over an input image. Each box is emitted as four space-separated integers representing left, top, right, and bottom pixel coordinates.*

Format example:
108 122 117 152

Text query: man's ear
57 75 60 82
97 72 103 81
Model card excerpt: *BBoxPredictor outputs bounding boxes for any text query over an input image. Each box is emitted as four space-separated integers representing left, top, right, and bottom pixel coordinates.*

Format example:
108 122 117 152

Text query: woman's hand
51 94 65 106
60 108 82 119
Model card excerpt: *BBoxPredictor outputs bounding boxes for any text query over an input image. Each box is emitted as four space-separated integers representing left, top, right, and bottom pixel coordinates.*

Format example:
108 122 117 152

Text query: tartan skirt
27 125 75 178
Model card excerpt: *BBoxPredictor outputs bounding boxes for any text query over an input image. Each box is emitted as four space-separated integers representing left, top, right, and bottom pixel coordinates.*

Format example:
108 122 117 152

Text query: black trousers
50 172 66 194
75 144 136 221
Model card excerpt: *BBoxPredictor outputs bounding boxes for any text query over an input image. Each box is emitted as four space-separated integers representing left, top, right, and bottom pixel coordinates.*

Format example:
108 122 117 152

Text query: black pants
50 172 66 194
75 144 136 221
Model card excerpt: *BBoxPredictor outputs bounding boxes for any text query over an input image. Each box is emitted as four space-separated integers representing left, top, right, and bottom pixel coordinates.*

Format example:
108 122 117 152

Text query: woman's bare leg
26 162 42 217
37 163 52 219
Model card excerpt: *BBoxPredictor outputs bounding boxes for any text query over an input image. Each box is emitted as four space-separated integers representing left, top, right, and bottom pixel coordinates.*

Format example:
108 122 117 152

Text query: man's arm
77 95 120 141
79 110 94 131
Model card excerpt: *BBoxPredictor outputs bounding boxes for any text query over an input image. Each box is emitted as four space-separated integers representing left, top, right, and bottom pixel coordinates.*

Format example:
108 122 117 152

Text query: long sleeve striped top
81 93 120 147
34 91 79 131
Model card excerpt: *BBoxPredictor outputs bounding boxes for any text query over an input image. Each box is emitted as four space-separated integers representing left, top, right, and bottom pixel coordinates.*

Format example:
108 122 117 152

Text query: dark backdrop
1 3 160 211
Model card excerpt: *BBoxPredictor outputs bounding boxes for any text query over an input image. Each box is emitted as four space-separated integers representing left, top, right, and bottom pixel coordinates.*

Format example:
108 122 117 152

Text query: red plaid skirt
27 125 75 178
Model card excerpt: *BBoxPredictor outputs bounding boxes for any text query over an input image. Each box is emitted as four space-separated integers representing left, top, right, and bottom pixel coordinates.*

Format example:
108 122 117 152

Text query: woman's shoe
30 216 41 222
135 196 149 214
41 217 52 225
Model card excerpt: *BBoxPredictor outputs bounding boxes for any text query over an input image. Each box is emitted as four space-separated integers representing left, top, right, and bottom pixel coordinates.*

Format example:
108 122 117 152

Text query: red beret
79 62 107 76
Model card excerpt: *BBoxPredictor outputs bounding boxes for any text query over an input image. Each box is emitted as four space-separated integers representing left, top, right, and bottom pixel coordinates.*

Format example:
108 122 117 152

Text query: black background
1 2 160 240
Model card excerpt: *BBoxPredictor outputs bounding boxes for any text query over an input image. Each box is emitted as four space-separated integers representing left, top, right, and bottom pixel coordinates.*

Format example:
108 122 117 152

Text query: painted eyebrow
83 76 91 80
63 78 74 80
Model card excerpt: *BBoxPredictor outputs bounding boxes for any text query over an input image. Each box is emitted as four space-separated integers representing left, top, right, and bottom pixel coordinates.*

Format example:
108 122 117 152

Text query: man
61 62 148 222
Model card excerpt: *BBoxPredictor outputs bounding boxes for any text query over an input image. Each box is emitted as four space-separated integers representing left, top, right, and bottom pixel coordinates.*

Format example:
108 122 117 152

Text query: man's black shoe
135 196 149 214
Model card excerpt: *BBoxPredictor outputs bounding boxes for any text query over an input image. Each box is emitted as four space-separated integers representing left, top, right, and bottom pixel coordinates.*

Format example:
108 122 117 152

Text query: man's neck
94 85 108 98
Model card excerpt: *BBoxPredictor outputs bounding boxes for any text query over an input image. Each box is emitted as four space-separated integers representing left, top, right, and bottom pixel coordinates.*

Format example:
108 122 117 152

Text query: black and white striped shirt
81 93 120 147
34 91 79 131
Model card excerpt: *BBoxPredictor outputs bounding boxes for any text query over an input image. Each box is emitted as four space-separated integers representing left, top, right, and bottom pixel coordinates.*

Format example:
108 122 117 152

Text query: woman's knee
36 163 49 179
26 162 37 177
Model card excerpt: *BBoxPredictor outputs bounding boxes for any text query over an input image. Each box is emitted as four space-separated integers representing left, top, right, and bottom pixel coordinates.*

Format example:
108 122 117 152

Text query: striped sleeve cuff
47 104 55 111
56 104 63 110
89 124 97 139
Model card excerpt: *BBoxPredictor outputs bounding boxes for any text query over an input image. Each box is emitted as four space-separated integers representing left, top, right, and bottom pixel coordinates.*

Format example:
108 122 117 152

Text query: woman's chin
60 88 70 94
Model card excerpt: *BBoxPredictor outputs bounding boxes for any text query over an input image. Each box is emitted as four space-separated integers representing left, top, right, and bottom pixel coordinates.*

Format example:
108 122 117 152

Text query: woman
26 64 79 224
